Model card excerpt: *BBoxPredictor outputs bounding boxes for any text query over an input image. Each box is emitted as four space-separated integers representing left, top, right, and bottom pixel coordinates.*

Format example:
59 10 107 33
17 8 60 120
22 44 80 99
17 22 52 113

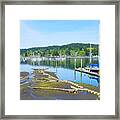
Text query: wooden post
74 52 77 69
80 58 83 82
74 58 76 69
42 57 44 70
55 58 57 73
74 70 76 81
90 43 92 64
81 58 82 70
80 71 82 82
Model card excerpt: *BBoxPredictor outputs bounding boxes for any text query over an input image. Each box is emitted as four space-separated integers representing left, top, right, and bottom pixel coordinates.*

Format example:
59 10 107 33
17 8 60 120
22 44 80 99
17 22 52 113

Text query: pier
75 68 99 77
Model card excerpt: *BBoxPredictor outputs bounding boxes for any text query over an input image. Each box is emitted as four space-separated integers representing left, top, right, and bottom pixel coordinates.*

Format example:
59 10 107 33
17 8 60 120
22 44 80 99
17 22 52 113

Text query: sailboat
84 43 99 74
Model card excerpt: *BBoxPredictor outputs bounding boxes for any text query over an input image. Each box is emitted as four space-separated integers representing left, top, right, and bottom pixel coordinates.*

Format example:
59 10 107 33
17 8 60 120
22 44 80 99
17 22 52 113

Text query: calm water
20 58 99 87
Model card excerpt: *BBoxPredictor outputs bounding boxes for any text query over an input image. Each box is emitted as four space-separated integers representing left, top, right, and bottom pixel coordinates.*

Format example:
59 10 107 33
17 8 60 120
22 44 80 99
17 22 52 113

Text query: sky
20 20 99 49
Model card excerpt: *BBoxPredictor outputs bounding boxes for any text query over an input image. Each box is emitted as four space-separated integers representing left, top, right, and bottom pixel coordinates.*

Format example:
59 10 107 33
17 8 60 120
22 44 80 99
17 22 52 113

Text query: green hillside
20 43 99 57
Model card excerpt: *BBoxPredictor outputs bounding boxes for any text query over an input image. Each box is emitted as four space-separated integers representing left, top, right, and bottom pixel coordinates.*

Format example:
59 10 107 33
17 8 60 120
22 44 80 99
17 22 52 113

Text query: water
20 58 99 87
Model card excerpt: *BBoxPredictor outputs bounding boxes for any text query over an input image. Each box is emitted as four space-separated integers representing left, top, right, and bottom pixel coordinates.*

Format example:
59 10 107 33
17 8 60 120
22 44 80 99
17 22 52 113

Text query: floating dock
75 68 99 77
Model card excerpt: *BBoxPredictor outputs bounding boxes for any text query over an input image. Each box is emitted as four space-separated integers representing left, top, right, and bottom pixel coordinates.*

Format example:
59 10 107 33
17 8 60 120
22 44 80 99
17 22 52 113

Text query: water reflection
21 58 98 69
20 58 99 87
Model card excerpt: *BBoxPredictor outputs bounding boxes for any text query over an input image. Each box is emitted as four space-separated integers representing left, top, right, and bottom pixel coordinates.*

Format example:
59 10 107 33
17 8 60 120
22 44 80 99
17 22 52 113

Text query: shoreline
20 69 100 100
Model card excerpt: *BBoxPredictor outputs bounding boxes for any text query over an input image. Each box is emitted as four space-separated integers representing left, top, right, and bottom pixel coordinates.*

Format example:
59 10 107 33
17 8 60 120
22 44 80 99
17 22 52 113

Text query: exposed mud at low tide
20 69 100 100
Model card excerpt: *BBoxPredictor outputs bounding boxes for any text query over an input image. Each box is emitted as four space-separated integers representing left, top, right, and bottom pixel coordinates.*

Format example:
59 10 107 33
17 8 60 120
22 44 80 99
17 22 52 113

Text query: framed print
0 0 119 119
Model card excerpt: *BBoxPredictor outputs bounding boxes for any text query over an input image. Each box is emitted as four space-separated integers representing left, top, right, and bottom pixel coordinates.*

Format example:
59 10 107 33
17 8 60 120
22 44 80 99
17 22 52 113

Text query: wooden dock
28 86 77 93
27 86 100 96
75 68 99 77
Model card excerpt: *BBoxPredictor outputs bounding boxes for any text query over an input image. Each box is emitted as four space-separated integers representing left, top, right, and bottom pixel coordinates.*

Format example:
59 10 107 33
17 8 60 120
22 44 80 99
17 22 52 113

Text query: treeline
20 43 99 57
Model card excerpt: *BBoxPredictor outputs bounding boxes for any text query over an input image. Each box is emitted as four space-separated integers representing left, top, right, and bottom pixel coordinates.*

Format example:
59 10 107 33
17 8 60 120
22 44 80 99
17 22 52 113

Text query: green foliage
52 50 59 56
20 43 99 57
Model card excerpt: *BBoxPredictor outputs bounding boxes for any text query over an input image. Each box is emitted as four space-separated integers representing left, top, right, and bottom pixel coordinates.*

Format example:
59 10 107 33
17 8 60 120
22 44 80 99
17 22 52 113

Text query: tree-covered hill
20 43 99 57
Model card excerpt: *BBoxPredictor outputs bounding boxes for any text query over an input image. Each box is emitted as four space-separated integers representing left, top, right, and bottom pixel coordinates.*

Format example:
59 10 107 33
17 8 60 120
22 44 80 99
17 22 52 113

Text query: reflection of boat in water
88 75 99 83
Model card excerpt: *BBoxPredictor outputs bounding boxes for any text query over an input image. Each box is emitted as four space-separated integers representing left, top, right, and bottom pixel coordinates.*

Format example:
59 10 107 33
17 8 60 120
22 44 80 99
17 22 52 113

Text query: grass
32 81 71 89
20 69 99 100
78 83 100 92
33 69 44 74
32 88 78 97
44 71 58 79
20 83 29 90
20 83 30 96
32 69 100 93
32 69 58 82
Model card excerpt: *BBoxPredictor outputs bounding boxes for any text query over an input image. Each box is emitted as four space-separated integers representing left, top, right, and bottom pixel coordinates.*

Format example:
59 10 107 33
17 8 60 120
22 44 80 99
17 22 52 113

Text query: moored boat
85 64 99 73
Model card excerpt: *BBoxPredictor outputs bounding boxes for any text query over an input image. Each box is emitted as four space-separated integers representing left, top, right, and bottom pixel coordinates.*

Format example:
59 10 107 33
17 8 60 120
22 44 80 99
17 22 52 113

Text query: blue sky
20 20 99 49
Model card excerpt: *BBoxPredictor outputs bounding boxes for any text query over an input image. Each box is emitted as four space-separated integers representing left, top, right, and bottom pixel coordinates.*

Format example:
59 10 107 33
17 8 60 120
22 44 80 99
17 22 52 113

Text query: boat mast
90 43 92 64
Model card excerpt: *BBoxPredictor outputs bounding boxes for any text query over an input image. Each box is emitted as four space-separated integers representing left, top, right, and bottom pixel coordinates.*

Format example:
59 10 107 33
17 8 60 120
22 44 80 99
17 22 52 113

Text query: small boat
85 64 99 73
